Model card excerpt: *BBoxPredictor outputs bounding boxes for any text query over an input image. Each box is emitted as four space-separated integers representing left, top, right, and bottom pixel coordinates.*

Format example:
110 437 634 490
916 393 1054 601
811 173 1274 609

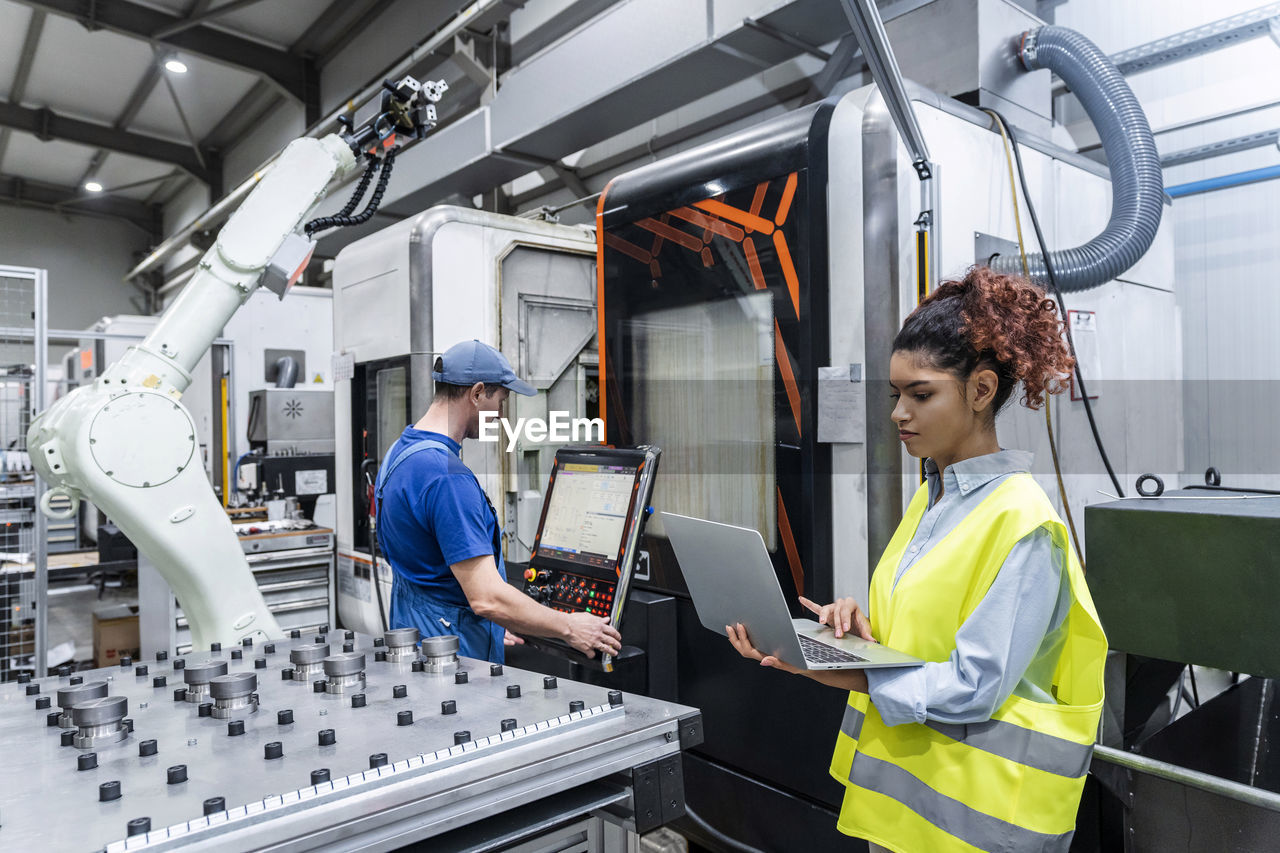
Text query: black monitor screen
534 460 640 572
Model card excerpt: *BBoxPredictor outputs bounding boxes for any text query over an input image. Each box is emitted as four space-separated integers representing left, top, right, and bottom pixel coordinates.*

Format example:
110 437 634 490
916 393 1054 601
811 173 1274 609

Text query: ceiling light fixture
164 58 188 74
84 181 103 193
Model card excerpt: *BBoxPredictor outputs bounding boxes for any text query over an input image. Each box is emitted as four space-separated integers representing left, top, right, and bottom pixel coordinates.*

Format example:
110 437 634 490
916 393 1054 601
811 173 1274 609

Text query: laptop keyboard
799 634 868 665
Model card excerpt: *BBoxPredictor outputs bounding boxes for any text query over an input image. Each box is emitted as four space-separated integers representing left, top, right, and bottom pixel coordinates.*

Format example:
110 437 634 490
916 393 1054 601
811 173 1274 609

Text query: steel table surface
0 630 699 851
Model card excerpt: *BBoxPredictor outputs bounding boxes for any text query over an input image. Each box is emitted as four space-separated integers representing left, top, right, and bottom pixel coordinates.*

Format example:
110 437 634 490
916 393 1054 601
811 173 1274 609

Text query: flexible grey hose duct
273 356 299 388
990 26 1163 291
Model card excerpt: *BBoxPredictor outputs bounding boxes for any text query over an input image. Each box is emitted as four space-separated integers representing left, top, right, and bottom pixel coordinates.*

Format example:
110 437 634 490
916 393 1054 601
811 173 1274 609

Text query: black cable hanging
304 149 398 238
338 157 378 217
304 156 376 237
990 110 1126 498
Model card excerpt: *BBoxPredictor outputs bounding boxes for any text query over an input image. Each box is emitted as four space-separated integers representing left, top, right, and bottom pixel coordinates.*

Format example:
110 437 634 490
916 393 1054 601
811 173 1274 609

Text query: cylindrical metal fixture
384 627 420 663
182 661 229 703
71 695 129 749
57 680 107 728
289 643 331 682
419 634 459 674
209 672 258 718
323 652 366 694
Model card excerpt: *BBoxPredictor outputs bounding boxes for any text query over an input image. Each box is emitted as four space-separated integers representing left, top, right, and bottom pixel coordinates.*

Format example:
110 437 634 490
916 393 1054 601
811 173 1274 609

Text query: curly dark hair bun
893 266 1075 412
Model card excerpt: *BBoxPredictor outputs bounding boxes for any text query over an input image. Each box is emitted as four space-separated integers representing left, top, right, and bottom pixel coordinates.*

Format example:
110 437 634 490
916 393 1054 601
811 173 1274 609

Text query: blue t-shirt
377 428 504 606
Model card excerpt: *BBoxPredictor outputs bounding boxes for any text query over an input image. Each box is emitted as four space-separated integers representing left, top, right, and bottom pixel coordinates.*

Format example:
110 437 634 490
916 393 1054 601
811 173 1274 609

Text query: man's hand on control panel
563 613 622 658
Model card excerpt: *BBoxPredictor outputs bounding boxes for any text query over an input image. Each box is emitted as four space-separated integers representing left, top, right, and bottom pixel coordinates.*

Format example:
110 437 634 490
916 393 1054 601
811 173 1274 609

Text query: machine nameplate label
817 364 866 443
331 351 355 382
295 468 328 495
337 554 371 602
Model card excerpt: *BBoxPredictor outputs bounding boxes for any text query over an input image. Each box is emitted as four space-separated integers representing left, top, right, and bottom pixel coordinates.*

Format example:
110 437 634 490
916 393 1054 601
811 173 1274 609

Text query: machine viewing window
374 364 408 464
535 461 640 571
351 357 410 551
625 294 776 548
601 169 811 551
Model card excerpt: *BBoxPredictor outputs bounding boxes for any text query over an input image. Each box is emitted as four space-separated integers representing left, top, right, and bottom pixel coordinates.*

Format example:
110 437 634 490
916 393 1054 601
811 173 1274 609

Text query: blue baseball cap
432 340 536 396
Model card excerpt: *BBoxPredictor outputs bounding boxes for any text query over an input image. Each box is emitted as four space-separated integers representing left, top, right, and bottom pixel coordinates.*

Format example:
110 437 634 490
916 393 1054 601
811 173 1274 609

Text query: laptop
662 512 924 670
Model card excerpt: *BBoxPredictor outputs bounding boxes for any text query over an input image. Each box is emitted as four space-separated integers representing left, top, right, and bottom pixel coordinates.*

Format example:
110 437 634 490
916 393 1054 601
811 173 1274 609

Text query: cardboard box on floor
93 603 139 668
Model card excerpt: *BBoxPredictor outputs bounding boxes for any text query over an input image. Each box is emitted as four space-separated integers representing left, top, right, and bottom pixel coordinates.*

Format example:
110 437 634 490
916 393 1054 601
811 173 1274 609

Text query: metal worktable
0 630 701 851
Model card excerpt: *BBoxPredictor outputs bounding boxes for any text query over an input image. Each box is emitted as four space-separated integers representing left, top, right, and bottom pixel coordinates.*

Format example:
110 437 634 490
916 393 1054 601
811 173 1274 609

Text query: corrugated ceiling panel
126 85 186 146
136 0 189 14
21 14 153 122
0 2 34 103
129 54 258 143
2 131 95 185
92 150 176 200
204 0 321 50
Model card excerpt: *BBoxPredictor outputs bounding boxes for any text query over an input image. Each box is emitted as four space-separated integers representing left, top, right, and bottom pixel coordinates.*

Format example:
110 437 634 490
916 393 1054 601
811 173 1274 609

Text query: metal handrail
1093 744 1280 813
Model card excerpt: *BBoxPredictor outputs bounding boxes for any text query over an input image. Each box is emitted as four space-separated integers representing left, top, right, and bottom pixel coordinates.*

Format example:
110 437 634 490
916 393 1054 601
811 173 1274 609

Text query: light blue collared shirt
865 449 1072 726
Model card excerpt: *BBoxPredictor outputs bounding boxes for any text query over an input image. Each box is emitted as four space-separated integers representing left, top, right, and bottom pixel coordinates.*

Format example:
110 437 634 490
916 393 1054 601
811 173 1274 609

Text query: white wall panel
1048 0 1280 491
0 204 146 328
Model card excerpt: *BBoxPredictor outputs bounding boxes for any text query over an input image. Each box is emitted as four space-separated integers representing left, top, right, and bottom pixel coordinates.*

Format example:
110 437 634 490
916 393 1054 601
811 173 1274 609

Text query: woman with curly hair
728 267 1107 853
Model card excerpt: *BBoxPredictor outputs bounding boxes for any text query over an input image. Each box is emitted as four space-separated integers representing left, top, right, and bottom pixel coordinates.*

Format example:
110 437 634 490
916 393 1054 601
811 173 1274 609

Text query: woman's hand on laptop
726 623 801 674
727 622 870 693
799 596 875 642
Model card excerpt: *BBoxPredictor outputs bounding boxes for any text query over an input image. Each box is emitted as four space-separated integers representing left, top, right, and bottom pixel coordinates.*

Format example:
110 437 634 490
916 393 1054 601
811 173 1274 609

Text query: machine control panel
524 568 616 616
518 445 660 670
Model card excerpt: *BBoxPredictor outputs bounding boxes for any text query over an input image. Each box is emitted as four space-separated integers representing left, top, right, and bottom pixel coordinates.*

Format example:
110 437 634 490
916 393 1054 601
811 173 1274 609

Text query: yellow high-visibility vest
829 472 1107 853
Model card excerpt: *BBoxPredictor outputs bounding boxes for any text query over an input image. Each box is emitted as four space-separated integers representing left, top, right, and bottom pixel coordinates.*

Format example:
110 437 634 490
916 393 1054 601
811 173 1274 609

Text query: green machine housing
1086 489 1280 679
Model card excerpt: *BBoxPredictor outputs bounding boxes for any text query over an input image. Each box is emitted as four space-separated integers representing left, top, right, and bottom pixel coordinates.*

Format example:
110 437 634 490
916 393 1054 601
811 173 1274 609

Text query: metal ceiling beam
200 79 280 152
9 0 310 101
0 172 157 232
550 163 589 200
743 17 832 61
1054 3 1280 96
510 0 615 65
151 0 270 39
306 0 859 252
1161 128 1280 168
0 100 213 183
0 10 47 173
364 0 851 215
10 10 46 99
1078 97 1280 155
73 61 165 189
1112 3 1280 75
146 169 191 206
505 73 819 210
156 47 207 173
314 0 399 66
74 150 107 190
803 33 862 104
291 0 355 56
116 63 163 130
143 0 845 277
71 2 215 192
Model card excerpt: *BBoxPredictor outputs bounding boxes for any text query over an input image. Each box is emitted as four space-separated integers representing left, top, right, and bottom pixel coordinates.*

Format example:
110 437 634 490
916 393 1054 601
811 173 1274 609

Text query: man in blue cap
375 339 622 663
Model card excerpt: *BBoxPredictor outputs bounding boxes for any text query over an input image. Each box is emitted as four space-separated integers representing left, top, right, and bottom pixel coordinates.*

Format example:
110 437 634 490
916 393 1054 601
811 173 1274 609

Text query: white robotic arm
28 77 446 651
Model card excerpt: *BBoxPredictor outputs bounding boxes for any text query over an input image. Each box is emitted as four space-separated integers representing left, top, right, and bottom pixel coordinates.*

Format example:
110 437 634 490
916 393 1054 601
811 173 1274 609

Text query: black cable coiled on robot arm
303 148 397 238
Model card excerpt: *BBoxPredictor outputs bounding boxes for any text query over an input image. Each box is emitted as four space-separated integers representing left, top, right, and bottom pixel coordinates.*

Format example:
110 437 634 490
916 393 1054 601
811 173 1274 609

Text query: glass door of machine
600 152 831 603
350 356 409 552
